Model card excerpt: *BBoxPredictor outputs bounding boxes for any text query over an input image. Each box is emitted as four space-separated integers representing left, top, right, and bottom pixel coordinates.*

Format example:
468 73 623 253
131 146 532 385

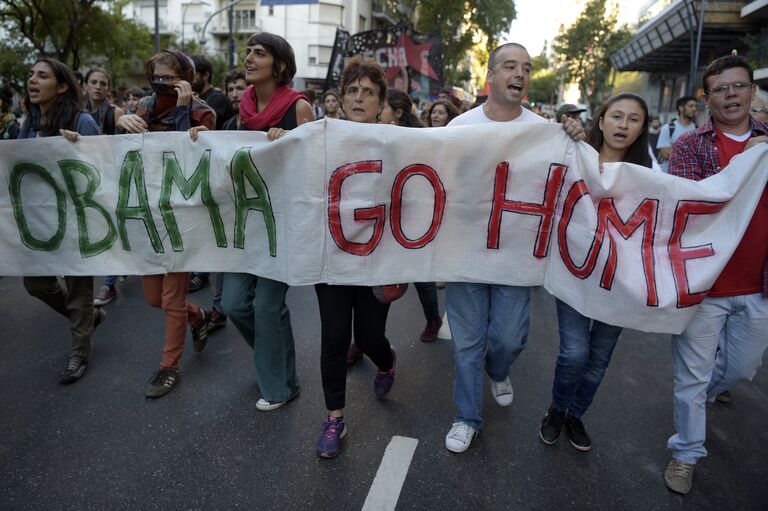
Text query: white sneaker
445 422 478 453
490 376 514 406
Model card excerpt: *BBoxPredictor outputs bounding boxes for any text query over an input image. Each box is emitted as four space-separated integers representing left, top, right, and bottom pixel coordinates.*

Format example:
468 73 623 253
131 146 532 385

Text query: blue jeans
221 273 300 401
668 293 768 464
551 299 623 418
103 275 118 287
446 283 530 430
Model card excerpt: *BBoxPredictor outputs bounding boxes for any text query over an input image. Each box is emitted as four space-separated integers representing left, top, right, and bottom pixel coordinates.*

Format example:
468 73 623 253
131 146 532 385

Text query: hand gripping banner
1 119 766 334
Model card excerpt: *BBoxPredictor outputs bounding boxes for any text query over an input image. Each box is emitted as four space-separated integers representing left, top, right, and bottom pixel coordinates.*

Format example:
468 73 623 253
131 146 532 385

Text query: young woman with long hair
322 90 342 119
19 57 104 384
539 93 652 452
426 98 459 127
116 48 216 398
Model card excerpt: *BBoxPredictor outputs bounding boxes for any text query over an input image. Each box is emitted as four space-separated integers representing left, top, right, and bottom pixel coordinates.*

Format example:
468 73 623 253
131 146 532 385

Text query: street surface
1 276 766 510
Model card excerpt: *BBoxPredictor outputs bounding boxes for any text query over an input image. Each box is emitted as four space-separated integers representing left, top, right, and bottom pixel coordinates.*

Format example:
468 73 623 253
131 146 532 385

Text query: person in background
656 95 697 172
539 93 654 453
555 103 586 125
190 54 234 130
117 48 216 398
0 88 19 139
122 87 145 115
750 87 768 122
322 90 342 119
221 68 246 130
19 57 105 384
663 54 768 496
426 98 459 128
303 88 324 119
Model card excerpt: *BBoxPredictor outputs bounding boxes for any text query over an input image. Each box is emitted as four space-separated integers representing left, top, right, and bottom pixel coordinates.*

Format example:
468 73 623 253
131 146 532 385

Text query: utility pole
154 0 160 53
228 4 236 68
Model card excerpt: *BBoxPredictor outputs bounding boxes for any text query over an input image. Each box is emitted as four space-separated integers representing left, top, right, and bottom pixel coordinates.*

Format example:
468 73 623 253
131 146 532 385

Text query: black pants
315 284 394 411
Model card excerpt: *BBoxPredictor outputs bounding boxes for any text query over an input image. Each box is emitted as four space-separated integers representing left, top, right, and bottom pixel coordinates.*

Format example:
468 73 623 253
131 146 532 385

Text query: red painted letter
328 161 385 256
558 182 660 307
487 162 567 257
390 164 446 249
668 200 726 308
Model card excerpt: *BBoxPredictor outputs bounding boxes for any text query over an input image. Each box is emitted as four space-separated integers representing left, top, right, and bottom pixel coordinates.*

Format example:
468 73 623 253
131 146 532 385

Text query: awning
611 0 756 73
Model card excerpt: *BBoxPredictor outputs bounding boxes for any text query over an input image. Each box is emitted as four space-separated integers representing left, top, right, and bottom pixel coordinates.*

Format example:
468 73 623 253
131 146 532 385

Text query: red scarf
240 85 306 131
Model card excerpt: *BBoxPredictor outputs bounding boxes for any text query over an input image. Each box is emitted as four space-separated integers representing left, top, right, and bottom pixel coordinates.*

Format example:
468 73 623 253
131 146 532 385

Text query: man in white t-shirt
656 96 697 172
444 42 586 453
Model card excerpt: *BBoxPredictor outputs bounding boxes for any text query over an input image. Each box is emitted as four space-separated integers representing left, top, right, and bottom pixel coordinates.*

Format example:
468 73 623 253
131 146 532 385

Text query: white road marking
362 435 419 511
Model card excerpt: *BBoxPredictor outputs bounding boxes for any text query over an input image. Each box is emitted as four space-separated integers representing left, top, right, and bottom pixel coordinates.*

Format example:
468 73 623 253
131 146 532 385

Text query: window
308 45 333 66
233 9 257 31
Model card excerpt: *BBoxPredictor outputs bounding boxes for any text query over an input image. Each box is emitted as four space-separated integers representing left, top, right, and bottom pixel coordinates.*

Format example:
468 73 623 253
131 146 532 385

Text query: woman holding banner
116 48 215 398
539 93 653 452
19 57 104 384
313 58 397 458
192 33 313 412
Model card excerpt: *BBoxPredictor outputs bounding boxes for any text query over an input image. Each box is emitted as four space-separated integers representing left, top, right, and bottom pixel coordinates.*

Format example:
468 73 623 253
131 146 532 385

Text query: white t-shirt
449 104 546 127
656 119 697 172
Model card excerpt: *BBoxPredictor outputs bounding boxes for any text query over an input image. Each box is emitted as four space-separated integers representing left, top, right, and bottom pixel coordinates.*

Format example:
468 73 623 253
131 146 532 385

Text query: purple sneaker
316 416 347 459
374 348 396 397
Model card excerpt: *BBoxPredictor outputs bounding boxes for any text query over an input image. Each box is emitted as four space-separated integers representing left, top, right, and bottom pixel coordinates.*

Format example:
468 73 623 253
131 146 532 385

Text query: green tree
384 0 516 86
552 0 632 114
0 0 153 81
528 52 559 106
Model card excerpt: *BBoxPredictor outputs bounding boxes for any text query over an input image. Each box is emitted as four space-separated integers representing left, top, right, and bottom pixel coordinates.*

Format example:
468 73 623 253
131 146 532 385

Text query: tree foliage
384 0 516 86
552 0 631 114
528 52 559 106
0 0 153 82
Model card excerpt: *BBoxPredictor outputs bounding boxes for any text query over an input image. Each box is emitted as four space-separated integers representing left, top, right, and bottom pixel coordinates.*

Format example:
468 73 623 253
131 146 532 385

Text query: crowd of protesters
2 33 766 498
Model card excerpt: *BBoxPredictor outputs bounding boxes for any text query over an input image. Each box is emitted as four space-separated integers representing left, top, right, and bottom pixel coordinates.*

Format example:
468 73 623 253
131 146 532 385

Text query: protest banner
1 118 766 334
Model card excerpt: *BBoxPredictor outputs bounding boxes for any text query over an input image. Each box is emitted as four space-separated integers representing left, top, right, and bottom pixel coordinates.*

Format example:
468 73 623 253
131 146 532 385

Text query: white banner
1 118 766 334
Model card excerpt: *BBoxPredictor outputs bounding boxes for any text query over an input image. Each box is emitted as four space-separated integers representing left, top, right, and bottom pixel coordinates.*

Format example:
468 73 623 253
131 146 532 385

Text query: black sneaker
188 274 210 292
192 310 210 352
539 405 566 445
146 368 180 398
565 415 592 452
94 307 106 331
208 308 227 331
59 355 88 384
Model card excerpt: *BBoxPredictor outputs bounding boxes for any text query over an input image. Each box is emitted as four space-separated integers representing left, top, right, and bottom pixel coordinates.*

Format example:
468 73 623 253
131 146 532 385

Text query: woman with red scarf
117 49 216 398
192 33 313 412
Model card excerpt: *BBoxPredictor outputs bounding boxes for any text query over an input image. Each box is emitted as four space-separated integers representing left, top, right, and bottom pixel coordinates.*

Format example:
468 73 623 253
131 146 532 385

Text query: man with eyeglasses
663 54 768 495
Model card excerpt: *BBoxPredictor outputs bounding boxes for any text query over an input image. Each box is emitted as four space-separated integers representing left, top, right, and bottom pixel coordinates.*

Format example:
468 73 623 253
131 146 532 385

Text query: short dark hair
191 55 213 82
488 42 529 70
675 96 696 112
246 32 297 86
224 68 246 90
303 88 317 102
586 92 651 167
124 87 144 99
339 56 387 104
703 55 753 93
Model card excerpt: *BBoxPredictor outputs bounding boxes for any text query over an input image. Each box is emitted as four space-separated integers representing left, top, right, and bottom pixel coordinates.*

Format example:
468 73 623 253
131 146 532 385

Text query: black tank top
240 102 298 132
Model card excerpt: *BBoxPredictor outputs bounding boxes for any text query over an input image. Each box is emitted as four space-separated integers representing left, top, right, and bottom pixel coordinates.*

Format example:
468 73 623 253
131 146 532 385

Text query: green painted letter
9 163 67 251
230 148 276 256
160 150 227 252
115 150 164 253
59 160 117 257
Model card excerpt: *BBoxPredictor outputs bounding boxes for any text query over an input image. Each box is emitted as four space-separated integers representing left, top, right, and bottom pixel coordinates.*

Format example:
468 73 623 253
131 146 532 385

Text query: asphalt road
1 276 766 510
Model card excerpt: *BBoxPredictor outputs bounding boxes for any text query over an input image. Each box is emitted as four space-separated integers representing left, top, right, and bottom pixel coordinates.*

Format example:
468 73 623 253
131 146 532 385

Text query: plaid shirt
669 116 768 297
668 116 768 181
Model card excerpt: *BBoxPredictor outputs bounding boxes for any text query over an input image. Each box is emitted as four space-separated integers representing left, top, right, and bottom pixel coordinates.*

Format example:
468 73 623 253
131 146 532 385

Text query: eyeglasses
151 74 180 83
750 107 768 116
706 81 751 97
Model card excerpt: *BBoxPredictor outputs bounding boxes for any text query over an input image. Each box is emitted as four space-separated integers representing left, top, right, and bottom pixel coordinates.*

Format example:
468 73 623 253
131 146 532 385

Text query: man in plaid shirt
664 55 768 495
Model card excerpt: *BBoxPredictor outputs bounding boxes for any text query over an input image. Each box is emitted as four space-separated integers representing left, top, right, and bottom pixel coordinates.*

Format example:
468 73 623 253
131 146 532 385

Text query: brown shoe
346 343 363 365
420 316 443 342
